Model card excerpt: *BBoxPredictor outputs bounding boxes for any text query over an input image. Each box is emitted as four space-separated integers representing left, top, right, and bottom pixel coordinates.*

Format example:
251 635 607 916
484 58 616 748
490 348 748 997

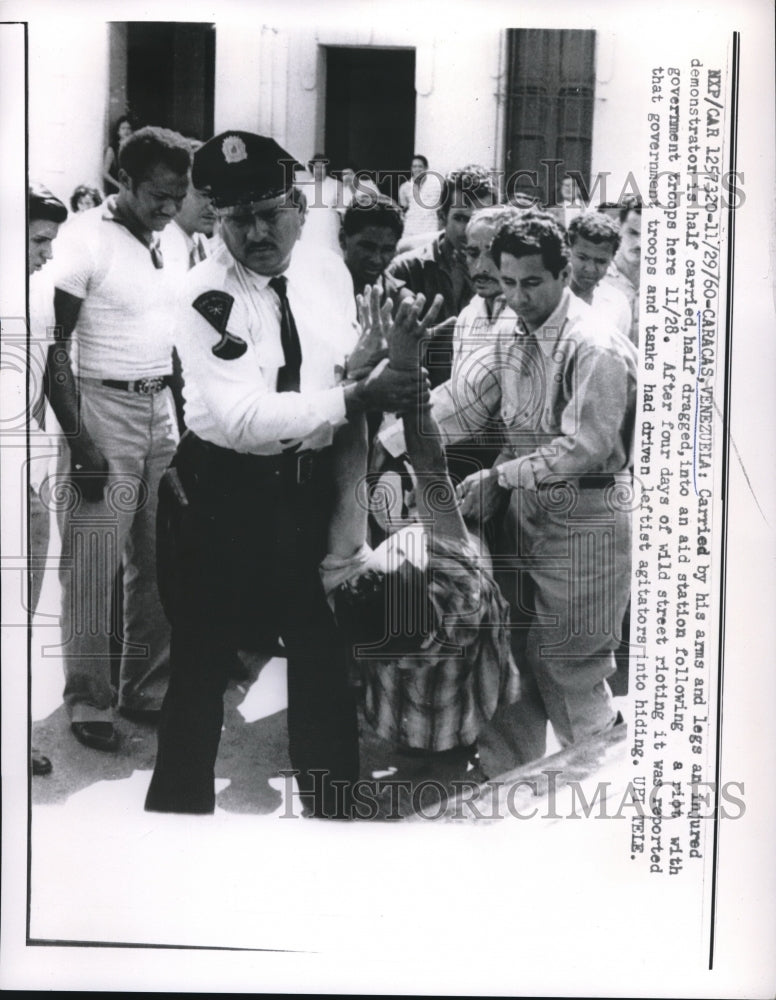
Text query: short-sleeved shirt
400 173 443 240
177 238 358 455
52 200 182 379
297 174 344 256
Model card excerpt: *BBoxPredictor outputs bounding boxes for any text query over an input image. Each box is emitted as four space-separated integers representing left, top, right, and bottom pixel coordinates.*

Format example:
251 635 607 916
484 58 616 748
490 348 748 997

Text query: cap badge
222 135 248 165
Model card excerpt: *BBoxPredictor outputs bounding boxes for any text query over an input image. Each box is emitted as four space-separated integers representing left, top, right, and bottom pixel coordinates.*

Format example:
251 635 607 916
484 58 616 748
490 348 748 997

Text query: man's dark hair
342 194 404 240
567 211 621 252
411 154 428 169
618 195 642 224
438 164 499 219
491 210 570 277
29 183 68 224
118 126 192 184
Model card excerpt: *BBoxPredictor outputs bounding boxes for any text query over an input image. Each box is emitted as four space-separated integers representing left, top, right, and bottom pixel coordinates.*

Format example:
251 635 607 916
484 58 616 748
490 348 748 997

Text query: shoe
31 748 52 776
70 721 119 752
118 706 161 725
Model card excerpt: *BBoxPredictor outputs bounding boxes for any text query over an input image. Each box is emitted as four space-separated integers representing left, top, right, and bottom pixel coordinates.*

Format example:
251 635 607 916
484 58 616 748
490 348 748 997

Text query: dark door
325 46 416 199
504 29 596 205
112 21 215 141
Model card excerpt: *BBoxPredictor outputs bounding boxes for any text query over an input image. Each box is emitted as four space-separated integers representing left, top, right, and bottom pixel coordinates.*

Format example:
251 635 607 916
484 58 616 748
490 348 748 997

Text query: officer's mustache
245 239 276 251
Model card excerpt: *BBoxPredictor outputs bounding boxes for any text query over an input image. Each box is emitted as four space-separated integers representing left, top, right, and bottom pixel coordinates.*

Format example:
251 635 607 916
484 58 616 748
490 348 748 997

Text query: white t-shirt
52 203 183 379
297 174 344 256
401 173 443 240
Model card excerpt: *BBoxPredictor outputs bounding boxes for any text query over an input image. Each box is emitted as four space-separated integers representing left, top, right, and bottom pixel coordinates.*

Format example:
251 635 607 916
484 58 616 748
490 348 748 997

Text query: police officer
145 132 429 817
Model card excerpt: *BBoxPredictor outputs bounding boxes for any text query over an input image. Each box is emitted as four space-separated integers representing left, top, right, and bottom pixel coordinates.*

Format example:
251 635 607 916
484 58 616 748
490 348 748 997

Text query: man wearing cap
46 126 190 752
144 131 430 818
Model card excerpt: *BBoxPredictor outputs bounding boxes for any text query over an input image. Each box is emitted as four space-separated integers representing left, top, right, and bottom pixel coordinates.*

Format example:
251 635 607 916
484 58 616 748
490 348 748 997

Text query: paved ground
29 511 628 819
32 649 488 817
25 531 631 957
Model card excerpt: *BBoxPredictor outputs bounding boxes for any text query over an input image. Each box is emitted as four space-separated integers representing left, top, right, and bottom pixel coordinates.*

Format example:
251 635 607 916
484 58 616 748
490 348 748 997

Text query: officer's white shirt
177 238 358 454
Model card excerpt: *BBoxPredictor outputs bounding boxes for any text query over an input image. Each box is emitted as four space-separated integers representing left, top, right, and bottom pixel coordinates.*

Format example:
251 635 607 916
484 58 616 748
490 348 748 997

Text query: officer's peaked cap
193 131 303 208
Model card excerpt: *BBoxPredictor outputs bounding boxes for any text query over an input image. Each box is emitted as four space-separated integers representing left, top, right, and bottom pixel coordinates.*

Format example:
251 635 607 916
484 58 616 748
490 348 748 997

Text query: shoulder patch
192 290 247 360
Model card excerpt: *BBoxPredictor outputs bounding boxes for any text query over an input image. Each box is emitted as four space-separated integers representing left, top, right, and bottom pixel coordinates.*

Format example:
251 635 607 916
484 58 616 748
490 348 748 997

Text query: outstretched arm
327 413 370 560
387 294 469 544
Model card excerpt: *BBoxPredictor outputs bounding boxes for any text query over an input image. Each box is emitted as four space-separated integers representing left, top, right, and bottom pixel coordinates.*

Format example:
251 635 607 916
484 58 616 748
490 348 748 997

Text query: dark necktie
269 275 302 393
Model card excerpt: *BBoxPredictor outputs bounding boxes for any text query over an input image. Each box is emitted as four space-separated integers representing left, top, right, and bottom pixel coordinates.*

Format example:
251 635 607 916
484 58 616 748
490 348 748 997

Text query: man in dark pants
144 131 427 818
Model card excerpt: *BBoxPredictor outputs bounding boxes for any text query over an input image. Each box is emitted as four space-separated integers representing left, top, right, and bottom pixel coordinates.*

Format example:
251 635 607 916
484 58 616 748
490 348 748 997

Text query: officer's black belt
181 431 322 487
101 376 173 395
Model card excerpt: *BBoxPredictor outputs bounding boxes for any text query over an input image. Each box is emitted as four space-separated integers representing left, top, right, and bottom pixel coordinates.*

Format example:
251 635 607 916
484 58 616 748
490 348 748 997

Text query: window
504 29 596 205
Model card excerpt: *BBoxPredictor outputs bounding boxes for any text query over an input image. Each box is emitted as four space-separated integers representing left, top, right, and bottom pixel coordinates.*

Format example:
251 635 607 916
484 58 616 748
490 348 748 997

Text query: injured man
319 289 520 764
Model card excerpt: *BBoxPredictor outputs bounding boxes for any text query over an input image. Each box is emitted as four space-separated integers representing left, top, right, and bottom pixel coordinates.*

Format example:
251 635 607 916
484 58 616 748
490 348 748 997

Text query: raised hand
387 293 444 372
347 284 391 380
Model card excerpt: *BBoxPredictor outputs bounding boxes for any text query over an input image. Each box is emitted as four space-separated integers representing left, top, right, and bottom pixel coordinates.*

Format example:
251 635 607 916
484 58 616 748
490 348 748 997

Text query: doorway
324 46 416 199
109 22 215 142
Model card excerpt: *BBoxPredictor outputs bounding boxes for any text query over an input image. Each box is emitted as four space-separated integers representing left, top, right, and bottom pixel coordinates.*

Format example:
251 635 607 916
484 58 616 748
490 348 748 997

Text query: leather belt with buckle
102 376 173 395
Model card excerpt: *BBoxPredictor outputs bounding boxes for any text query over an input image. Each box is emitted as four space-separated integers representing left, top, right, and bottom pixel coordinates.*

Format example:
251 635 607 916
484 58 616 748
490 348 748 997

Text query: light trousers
55 381 178 722
479 477 632 775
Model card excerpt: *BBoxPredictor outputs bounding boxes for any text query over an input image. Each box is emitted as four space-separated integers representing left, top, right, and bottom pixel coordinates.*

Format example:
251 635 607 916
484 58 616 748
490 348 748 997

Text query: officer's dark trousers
145 433 359 817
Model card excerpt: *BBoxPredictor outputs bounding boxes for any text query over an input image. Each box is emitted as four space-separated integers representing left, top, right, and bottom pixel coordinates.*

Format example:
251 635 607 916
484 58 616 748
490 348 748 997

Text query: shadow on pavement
32 651 478 817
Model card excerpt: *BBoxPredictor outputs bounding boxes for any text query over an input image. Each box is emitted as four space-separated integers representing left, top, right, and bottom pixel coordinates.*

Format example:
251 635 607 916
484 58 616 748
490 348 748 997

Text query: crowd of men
27 124 641 816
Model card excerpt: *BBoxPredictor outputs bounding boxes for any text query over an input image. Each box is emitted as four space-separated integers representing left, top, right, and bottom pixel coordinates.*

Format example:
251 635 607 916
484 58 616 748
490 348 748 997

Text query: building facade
28 17 649 214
